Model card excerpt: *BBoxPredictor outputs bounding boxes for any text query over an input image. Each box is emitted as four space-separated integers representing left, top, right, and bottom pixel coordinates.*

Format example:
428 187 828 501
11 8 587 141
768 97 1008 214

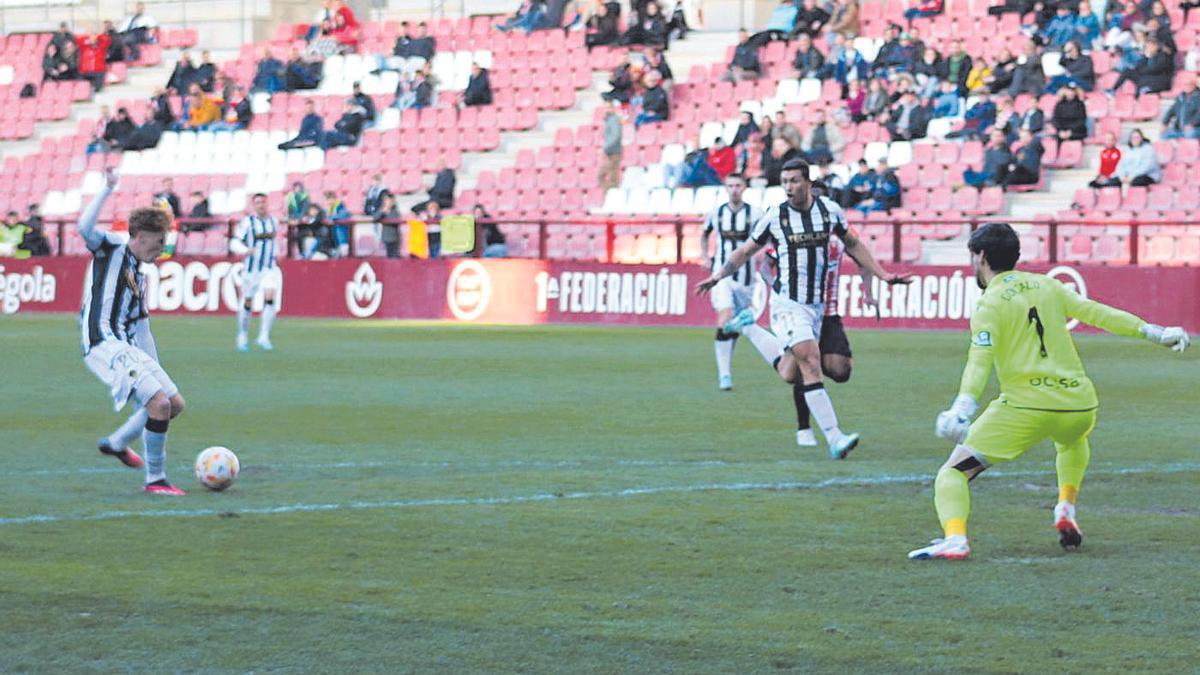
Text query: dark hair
253 192 267 199
725 172 747 183
968 223 1020 271
780 158 811 178
128 207 171 236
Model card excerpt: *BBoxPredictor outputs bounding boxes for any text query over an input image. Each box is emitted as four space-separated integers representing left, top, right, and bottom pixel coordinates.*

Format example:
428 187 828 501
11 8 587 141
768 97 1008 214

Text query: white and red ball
194 446 240 491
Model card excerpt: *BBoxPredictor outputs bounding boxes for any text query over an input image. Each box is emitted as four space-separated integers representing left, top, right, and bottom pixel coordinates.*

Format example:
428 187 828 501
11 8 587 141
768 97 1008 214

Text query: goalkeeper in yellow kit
909 223 1191 560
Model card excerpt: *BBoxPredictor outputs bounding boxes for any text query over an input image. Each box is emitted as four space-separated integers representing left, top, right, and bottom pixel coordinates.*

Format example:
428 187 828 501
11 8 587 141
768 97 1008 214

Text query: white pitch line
0 463 1196 527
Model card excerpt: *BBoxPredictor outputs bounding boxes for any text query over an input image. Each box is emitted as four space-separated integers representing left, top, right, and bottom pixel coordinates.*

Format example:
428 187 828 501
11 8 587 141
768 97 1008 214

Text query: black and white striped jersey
79 232 148 355
703 201 763 286
750 196 849 305
233 213 279 273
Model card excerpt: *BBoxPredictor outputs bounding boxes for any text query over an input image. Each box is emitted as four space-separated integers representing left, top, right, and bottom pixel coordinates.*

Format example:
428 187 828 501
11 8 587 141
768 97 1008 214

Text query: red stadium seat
1095 187 1122 212
1123 186 1148 211
1147 185 1174 211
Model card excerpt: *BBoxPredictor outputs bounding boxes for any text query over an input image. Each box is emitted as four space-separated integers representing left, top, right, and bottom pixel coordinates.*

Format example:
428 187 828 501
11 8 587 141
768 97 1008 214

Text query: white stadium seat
669 187 694 214
647 188 672 213
887 141 913 167
797 78 822 104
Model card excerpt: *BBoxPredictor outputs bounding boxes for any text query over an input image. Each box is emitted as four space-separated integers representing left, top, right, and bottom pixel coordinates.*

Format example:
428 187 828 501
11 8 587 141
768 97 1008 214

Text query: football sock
143 417 169 484
742 324 784 366
259 301 277 341
792 382 811 430
714 329 737 379
934 465 970 537
1055 438 1090 504
107 408 148 449
801 382 841 441
236 303 250 339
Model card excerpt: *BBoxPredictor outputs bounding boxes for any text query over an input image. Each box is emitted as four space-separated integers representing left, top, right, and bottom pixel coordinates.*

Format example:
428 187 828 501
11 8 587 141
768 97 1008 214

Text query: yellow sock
1058 484 1079 504
943 518 967 537
934 466 970 538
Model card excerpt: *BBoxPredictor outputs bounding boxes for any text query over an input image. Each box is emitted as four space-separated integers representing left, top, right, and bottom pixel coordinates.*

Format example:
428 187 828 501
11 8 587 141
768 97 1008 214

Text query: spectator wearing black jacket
350 81 377 124
1004 104 1044 142
635 69 669 127
1111 39 1174 95
461 63 493 106
409 22 436 60
103 21 126 62
285 47 322 91
621 1 667 47
1007 42 1045 97
104 107 137 149
1002 128 1042 188
50 22 75 50
1162 79 1200 139
323 101 366 148
602 62 635 103
183 191 211 232
477 204 507 258
193 50 217 92
375 193 403 258
1051 86 1088 141
1047 40 1094 93
166 51 196 94
794 0 830 37
21 205 50 257
722 29 762 81
913 46 947 98
643 47 673 86
363 174 390 216
964 129 1014 187
944 39 972 96
585 1 621 50
279 99 324 149
252 47 284 93
792 33 825 79
390 21 415 57
155 178 182 218
414 163 457 213
883 91 932 141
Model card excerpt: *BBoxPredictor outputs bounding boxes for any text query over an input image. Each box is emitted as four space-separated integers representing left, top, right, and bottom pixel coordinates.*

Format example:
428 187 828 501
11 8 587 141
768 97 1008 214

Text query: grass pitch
1 315 1197 673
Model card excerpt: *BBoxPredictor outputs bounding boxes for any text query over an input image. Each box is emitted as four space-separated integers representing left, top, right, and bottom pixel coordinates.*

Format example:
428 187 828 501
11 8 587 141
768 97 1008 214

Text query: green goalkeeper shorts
964 399 1097 464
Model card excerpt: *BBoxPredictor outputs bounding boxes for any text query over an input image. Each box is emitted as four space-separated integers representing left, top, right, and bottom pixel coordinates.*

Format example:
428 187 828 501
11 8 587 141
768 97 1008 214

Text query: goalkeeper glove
935 394 977 443
1141 324 1191 353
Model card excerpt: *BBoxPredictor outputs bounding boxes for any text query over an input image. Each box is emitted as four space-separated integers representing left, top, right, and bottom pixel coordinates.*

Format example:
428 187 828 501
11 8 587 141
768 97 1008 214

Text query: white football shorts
84 340 178 412
710 277 754 312
241 265 283 299
769 294 824 349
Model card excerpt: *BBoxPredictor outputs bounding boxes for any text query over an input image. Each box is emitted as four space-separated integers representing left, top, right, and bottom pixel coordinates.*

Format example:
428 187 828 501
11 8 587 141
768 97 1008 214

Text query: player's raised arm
78 169 119 250
1052 279 1191 352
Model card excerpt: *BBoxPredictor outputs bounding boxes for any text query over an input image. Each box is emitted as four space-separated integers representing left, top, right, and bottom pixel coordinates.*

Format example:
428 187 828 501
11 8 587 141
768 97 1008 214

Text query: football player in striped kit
698 159 909 458
230 193 283 352
700 173 763 391
79 170 188 494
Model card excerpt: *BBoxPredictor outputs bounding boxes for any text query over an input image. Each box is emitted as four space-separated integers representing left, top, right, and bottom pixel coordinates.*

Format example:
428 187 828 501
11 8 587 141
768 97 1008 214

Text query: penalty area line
0 462 1197 527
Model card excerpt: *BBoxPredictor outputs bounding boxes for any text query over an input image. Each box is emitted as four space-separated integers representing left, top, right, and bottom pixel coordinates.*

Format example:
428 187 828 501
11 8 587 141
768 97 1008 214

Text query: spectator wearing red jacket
707 137 737 179
331 11 360 52
1088 132 1122 188
76 32 110 92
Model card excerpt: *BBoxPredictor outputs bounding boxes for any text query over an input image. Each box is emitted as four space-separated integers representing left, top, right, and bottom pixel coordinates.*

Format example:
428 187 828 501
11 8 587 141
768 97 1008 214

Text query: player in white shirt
700 173 764 390
79 170 187 495
697 159 909 458
230 193 282 352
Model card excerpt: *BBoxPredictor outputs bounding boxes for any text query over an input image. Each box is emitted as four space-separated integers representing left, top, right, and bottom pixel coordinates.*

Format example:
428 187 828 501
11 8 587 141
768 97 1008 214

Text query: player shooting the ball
909 223 1190 560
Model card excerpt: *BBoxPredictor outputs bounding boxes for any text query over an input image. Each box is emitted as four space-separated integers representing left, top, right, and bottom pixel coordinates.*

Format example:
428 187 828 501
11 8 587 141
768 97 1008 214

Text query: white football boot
795 429 818 447
908 535 971 560
1054 502 1083 550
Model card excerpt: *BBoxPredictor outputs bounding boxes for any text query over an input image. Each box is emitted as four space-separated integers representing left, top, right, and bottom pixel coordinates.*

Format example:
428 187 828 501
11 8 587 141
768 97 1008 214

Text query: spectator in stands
966 56 991 95
285 47 322 92
1162 79 1200 139
731 111 759 146
801 110 844 165
844 159 875 208
825 0 860 45
773 110 803 150
794 0 830 38
155 178 182 218
167 51 196 94
1087 132 1122 188
420 201 444 258
102 21 126 63
762 137 801 186
854 159 901 213
147 87 173 127
1115 128 1162 185
286 181 310 226
643 47 674 87
461 63 494 107
883 91 932 141
1074 1 1101 47
600 100 623 190
932 80 961 117
1002 127 1043 188
51 22 74 50
707 137 737 179
872 24 903 76
363 174 389 217
279 100 324 149
474 205 507 258
323 191 352 257
76 31 110 92
845 79 867 121
210 85 253 131
324 101 366 148
1042 6 1080 47
411 162 457 214
792 33 826 80
410 22 436 60
374 193 402 258
387 21 415 59
863 78 890 119
182 191 210 232
622 1 668 47
1051 85 1089 140
20 206 50 257
193 51 217 93
298 202 330 259
346 81 376 128
680 146 722 186
832 42 870 93
103 107 137 150
86 106 114 153
251 47 284 95
987 0 1036 16
942 39 972 96
1046 41 1095 93
0 212 28 258
946 92 996 140
904 0 944 23
913 46 946 98
602 60 637 103
758 0 800 43
1111 39 1174 95
635 70 669 127
496 0 548 33
986 47 1017 93
1006 98 1044 141
185 90 221 130
1008 41 1046 97
722 30 762 82
42 43 69 81
586 1 621 49
331 11 361 53
118 2 157 58
1104 3 1145 52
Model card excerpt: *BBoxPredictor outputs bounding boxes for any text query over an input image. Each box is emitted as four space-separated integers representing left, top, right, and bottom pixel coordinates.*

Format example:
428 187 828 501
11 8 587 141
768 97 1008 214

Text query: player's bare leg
787 340 858 459
794 354 855 447
909 445 985 560
257 289 277 351
713 307 736 390
143 391 186 495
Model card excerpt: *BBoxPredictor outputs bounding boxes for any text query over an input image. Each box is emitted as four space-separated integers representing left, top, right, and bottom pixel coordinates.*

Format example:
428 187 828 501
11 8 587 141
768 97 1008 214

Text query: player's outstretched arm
1053 279 1191 352
79 169 119 250
695 239 763 295
935 313 995 442
841 229 911 286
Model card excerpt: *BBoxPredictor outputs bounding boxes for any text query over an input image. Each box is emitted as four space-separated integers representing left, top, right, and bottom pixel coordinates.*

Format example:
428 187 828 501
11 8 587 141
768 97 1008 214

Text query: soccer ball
194 446 240 491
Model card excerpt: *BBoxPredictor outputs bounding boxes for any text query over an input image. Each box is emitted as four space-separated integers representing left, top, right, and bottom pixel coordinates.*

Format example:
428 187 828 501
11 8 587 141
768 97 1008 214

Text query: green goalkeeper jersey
959 270 1147 411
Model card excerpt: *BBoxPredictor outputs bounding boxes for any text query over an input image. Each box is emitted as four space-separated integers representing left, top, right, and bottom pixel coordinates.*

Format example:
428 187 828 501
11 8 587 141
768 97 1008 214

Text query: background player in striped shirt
230 193 282 352
80 170 187 495
697 159 909 458
700 173 763 391
909 223 1190 560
